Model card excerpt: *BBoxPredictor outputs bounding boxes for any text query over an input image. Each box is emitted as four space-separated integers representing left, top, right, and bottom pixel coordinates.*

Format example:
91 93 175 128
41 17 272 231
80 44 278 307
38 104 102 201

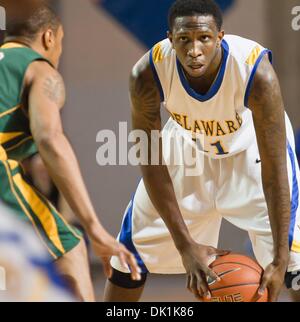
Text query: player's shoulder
133 38 173 75
131 39 171 78
150 38 173 64
25 60 62 88
224 34 268 67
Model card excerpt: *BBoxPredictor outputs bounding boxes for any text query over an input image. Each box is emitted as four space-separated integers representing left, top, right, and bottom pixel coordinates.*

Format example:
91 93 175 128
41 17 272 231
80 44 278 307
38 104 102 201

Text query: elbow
36 132 63 156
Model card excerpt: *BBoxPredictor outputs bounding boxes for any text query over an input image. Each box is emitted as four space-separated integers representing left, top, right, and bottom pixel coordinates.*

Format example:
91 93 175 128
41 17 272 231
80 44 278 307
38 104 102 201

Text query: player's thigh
111 189 222 275
0 159 82 260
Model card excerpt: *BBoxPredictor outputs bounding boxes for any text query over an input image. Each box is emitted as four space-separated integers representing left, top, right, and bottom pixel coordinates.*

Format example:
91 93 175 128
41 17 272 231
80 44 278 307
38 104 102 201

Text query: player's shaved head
0 0 61 41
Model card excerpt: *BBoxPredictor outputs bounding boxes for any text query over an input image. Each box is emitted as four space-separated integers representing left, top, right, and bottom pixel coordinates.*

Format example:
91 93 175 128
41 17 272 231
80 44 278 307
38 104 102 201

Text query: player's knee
109 268 148 289
285 270 300 290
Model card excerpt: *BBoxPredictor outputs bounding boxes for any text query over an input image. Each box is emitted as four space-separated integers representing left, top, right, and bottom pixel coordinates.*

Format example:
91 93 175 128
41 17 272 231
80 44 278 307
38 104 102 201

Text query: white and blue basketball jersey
149 35 272 159
111 35 300 276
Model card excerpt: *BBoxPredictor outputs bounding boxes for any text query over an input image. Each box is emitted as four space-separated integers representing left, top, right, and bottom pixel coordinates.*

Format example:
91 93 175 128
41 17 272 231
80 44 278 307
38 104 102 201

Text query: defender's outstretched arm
27 61 141 281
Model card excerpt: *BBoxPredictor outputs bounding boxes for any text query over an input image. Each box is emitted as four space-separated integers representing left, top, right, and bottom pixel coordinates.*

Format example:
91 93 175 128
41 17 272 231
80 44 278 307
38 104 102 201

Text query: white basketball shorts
111 115 300 274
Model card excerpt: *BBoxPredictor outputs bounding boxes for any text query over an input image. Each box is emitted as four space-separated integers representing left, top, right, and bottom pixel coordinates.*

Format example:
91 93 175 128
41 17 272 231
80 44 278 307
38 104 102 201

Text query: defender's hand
89 228 141 282
179 242 230 300
258 261 287 302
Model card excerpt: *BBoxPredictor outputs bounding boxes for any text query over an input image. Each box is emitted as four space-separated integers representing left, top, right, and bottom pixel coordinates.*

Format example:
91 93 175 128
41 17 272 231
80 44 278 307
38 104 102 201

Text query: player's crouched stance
104 0 300 302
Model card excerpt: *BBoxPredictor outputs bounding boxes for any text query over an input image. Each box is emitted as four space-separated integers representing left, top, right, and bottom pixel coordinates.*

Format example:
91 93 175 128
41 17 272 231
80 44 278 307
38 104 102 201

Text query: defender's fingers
125 252 141 281
102 257 113 279
118 251 129 270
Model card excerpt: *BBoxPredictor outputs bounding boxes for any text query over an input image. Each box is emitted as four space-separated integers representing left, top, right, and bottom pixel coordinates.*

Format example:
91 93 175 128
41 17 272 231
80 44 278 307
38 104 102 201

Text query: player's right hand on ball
88 228 141 282
179 242 230 300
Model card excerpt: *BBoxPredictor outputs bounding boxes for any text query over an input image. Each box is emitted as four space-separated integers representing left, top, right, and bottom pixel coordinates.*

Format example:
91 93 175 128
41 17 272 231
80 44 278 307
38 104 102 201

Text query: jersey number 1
211 141 229 155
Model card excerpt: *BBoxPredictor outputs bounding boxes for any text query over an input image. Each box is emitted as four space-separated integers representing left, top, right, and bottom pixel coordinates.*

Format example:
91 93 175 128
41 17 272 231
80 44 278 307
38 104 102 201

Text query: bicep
28 65 65 143
248 55 286 162
130 53 162 133
248 55 284 118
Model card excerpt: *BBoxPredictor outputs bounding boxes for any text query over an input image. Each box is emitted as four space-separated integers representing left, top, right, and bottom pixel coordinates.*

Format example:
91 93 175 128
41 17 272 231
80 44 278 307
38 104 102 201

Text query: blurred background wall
58 0 300 253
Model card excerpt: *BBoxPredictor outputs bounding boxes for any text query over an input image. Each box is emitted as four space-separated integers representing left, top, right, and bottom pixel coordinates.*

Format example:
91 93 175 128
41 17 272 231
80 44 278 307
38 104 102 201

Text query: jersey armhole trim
149 48 165 102
244 49 273 108
287 140 299 250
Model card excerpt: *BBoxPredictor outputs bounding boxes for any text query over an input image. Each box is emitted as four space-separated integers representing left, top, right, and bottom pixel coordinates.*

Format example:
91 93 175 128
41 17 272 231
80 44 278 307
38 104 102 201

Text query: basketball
203 254 269 302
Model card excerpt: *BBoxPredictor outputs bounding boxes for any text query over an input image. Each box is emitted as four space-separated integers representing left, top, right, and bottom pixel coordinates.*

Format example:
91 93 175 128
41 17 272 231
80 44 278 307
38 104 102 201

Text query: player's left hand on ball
258 261 288 302
89 230 141 282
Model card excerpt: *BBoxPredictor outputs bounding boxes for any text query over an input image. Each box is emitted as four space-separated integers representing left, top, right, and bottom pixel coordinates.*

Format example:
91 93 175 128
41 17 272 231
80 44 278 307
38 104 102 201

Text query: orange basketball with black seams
203 254 269 302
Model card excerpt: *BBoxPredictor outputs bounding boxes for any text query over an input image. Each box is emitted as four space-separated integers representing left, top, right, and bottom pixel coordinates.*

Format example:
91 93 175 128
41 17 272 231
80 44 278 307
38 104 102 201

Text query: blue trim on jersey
0 232 70 292
288 141 299 249
29 257 71 291
176 39 229 102
119 196 149 273
244 49 273 108
149 48 164 102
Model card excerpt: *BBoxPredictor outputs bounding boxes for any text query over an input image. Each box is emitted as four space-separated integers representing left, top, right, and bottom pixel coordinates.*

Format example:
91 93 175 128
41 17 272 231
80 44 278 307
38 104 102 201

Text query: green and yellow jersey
0 43 82 258
0 42 49 161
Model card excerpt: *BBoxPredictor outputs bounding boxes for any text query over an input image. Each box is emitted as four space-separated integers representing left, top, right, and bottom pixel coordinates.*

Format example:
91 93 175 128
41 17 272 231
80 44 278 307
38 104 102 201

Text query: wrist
175 234 195 253
273 250 289 267
85 221 107 241
273 256 289 266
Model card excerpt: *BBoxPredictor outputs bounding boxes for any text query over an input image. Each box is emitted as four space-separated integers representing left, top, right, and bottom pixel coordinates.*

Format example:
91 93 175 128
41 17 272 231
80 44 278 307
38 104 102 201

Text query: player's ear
217 30 225 44
42 29 55 50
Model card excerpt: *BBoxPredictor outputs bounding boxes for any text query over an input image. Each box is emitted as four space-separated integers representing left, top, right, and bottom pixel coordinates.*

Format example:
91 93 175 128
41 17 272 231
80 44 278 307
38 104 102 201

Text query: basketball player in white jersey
104 0 300 302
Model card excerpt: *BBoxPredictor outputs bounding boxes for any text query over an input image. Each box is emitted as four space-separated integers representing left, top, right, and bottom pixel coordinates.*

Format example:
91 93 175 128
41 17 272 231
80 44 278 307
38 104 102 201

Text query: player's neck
3 37 32 49
3 37 47 57
184 47 223 96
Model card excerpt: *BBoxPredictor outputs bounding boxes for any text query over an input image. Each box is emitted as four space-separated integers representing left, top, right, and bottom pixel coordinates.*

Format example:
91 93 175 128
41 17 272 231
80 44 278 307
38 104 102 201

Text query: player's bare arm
130 52 228 299
25 60 141 281
248 55 290 302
